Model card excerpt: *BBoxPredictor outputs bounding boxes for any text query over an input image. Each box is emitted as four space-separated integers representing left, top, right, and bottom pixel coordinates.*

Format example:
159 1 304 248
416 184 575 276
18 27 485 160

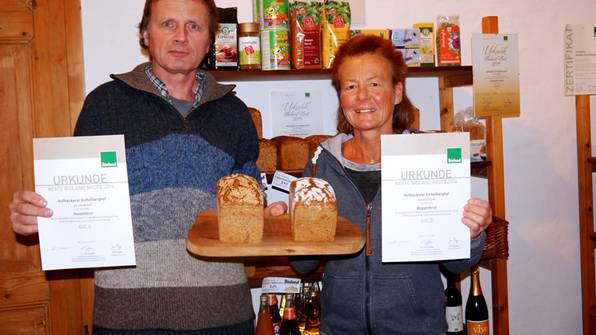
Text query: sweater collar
110 62 236 106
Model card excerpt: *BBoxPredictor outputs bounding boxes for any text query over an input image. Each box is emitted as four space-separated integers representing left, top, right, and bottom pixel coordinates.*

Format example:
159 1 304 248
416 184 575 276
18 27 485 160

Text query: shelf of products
210 65 473 83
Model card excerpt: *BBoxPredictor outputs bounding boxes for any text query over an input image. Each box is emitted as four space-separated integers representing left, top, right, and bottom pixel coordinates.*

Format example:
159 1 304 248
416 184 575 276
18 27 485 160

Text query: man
10 0 284 333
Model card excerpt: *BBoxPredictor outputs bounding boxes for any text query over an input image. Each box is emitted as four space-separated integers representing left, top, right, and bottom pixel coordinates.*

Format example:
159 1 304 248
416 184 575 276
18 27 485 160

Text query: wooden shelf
211 66 473 87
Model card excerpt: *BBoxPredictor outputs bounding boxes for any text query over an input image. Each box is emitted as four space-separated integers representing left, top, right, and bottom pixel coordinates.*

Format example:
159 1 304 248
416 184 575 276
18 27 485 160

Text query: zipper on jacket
364 201 373 335
365 202 373 256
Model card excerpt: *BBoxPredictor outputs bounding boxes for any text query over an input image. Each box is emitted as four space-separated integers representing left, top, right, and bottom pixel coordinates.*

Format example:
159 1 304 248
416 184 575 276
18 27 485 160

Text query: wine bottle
465 266 489 335
280 294 301 335
444 273 464 334
256 294 274 335
267 294 282 335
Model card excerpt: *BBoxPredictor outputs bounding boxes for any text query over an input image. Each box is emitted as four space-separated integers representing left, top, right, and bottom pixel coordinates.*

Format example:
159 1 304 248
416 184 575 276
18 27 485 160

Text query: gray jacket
291 134 485 335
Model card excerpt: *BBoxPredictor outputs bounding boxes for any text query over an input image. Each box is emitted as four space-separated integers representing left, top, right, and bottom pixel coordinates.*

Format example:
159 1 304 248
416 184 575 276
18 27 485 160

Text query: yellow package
350 29 390 39
414 22 435 67
322 0 351 68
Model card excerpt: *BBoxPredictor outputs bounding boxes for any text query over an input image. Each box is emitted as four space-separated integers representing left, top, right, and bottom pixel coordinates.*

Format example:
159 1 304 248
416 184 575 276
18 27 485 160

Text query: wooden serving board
186 210 365 257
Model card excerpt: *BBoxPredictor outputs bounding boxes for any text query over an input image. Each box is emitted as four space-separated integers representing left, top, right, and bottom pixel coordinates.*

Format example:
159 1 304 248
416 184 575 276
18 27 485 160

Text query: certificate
472 34 520 118
564 24 596 95
270 90 323 137
381 133 470 262
34 135 135 271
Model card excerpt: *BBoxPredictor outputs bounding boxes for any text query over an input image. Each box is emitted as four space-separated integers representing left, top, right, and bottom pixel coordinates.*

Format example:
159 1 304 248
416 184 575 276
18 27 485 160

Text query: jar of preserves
238 22 261 70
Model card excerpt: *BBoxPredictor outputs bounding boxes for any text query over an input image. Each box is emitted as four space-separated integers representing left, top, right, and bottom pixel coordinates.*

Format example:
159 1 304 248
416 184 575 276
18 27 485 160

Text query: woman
292 35 492 334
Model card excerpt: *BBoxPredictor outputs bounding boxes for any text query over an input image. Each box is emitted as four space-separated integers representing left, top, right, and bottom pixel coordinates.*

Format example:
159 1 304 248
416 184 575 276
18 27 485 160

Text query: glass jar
238 22 261 70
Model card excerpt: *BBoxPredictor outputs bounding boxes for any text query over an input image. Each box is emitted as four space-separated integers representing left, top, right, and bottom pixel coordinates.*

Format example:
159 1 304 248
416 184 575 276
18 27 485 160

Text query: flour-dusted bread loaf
216 173 264 243
289 177 337 242
256 138 278 173
271 136 309 171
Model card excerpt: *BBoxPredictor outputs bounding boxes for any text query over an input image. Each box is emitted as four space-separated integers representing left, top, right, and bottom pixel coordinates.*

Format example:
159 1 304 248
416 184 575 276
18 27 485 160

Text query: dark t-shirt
345 168 380 203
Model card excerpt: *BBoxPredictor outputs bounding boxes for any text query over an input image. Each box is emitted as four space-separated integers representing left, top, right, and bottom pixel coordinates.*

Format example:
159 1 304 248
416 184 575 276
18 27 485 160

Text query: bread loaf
256 139 277 173
248 107 263 139
271 136 309 171
216 173 264 243
289 177 337 242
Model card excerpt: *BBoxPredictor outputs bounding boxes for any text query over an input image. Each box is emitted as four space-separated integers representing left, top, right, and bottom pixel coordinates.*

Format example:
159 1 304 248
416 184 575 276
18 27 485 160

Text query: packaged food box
413 22 435 67
350 29 390 39
390 29 418 49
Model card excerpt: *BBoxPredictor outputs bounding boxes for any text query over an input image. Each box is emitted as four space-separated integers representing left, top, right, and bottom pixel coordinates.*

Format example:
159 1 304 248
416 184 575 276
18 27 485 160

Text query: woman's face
338 53 403 135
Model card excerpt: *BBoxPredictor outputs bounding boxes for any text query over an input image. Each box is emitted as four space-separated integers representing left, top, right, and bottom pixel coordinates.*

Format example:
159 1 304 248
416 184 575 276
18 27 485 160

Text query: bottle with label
280 294 301 335
267 294 282 335
444 273 464 334
297 285 311 334
304 288 321 335
465 266 490 335
256 294 274 335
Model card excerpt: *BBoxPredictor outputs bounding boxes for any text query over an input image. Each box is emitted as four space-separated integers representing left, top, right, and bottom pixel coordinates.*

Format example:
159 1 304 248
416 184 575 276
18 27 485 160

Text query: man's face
142 0 211 77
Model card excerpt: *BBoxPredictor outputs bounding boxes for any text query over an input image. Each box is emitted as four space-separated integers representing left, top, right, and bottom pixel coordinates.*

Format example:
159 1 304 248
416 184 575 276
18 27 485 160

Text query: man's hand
9 191 52 236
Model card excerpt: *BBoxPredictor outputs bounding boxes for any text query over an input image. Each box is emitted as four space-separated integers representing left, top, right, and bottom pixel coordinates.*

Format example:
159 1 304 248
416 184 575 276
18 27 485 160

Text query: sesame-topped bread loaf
289 177 337 242
216 173 264 243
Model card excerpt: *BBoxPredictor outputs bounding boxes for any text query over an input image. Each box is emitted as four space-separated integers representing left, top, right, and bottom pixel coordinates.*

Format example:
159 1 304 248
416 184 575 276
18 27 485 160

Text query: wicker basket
480 216 509 260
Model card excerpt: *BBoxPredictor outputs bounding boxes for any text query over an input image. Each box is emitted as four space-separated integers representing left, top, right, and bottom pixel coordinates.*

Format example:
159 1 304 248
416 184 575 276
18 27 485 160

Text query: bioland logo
447 148 462 164
101 151 117 167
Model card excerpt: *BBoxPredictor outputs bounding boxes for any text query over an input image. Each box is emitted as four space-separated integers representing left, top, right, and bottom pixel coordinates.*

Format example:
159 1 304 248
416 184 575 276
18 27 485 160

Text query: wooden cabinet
212 16 510 335
0 0 88 333
0 305 48 335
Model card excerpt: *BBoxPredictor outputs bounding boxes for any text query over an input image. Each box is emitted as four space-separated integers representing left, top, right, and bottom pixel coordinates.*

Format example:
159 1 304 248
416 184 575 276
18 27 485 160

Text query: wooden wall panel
0 0 87 333
0 305 49 335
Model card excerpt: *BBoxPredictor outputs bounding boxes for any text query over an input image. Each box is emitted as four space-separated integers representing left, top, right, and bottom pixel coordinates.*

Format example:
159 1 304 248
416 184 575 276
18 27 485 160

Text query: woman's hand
265 201 287 217
9 191 52 236
462 198 492 239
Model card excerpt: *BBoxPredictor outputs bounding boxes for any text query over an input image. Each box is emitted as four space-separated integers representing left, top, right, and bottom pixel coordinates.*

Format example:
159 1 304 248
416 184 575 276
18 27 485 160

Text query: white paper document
381 133 470 262
34 135 135 271
564 24 596 95
270 90 323 137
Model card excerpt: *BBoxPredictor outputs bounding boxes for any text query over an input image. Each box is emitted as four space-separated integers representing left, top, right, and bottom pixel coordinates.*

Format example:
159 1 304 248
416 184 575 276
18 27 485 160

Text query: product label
261 29 291 70
262 0 289 29
438 25 461 64
284 307 296 320
467 319 490 334
215 23 238 67
272 322 281 335
239 36 261 66
415 23 435 66
303 29 321 65
446 306 463 332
